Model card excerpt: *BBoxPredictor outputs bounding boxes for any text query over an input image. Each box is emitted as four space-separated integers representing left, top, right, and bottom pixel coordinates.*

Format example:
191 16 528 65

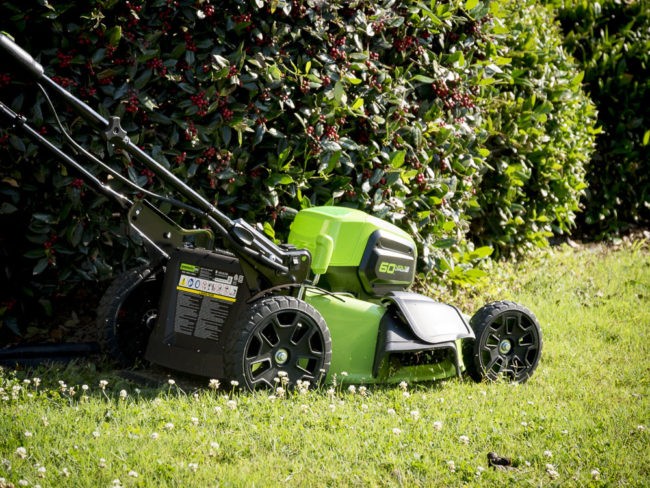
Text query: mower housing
288 206 416 299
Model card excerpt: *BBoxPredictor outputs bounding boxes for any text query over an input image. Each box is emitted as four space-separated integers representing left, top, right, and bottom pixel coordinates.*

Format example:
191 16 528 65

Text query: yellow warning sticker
177 274 238 302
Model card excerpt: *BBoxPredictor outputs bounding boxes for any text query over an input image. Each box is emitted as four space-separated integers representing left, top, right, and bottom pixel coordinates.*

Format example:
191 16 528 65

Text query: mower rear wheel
464 301 542 383
223 296 332 390
96 265 163 366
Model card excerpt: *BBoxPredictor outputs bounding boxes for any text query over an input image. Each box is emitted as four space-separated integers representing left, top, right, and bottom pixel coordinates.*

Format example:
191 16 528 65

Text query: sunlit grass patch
1 242 648 486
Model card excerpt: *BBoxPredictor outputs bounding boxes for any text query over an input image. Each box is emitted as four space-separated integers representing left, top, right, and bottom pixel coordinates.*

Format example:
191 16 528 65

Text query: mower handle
0 33 44 80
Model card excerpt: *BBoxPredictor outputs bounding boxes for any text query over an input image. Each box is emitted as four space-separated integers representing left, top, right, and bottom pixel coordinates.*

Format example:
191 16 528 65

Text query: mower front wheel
223 296 332 390
96 265 163 366
464 301 542 383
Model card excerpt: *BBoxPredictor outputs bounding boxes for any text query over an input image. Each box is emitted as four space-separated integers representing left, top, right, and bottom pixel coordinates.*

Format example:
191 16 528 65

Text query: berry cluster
190 91 209 117
56 50 73 69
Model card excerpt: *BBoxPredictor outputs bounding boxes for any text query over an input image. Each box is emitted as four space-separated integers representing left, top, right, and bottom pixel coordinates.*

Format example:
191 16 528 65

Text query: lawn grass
1 240 648 487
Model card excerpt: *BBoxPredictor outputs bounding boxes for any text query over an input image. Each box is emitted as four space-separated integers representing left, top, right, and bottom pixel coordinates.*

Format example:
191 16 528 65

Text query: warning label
172 261 243 341
177 274 238 302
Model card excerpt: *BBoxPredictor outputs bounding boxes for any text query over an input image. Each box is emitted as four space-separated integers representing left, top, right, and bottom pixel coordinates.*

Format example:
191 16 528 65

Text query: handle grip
0 33 44 80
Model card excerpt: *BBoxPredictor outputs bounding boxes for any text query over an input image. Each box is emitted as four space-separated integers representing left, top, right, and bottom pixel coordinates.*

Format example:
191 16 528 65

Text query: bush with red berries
0 0 595 332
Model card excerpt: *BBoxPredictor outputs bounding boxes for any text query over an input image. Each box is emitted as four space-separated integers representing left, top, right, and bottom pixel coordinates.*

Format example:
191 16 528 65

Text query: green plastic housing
288 206 417 297
304 290 463 384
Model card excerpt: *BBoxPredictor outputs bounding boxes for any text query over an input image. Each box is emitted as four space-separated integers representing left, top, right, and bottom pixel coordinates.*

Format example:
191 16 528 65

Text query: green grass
1 241 649 487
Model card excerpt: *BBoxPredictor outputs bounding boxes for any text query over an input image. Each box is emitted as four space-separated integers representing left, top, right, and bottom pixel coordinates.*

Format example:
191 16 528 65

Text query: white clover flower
81 384 89 392
358 386 367 397
119 389 127 400
459 435 470 444
164 422 174 430
329 403 336 412
277 371 288 378
227 400 237 410
112 479 122 487
15 447 27 459
61 467 70 477
33 378 41 387
92 430 100 439
24 431 32 438
543 450 553 458
214 406 222 414
476 466 485 476
128 470 138 478
340 371 349 377
387 408 396 415
591 469 600 480
276 387 286 398
392 428 402 435
361 404 368 411
99 458 107 468
230 380 239 387
433 421 443 431
168 379 176 386
99 380 108 390
402 391 411 398
37 466 46 478
347 385 356 394
209 379 220 390
546 464 559 480
188 462 199 472
447 460 456 473
23 379 31 386
151 432 159 440
399 381 408 391
18 480 29 487
410 410 420 420
637 425 646 432
190 417 199 426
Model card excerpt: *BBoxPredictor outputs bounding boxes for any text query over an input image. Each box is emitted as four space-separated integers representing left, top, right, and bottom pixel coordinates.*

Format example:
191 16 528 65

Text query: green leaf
33 258 49 276
105 26 122 46
470 246 493 260
389 150 406 169
333 81 347 105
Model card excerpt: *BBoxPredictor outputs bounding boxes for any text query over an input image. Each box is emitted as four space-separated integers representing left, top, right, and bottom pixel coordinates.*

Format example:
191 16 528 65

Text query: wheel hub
499 339 513 355
274 348 289 365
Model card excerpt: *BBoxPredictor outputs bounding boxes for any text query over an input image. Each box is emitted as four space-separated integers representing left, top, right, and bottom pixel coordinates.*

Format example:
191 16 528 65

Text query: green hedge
0 0 596 334
548 0 649 237
469 0 597 255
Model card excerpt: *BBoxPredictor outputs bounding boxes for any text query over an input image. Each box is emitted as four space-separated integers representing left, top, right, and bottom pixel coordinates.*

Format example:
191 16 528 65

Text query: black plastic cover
145 248 251 378
358 230 416 296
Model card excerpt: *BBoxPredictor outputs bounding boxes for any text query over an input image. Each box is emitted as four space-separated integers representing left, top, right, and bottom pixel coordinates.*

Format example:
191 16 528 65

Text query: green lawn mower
0 34 542 390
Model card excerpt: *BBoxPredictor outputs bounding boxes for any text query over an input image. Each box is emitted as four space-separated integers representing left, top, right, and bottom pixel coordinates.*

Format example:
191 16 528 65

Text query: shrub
469 0 597 256
549 0 650 237
0 0 596 335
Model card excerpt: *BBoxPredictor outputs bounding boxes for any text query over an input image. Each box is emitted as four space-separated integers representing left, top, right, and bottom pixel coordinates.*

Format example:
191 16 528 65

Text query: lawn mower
0 33 542 389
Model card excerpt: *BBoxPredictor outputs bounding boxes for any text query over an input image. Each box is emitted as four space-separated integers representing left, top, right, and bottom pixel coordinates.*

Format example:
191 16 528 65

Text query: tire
96 265 163 366
464 301 542 383
223 296 332 390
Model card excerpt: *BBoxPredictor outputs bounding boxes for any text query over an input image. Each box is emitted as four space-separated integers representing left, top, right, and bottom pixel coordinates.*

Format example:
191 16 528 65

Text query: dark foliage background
549 0 649 238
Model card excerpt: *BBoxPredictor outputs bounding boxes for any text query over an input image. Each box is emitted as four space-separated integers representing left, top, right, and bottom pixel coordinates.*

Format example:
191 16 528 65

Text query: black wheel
96 265 163 366
464 301 542 383
223 296 332 390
